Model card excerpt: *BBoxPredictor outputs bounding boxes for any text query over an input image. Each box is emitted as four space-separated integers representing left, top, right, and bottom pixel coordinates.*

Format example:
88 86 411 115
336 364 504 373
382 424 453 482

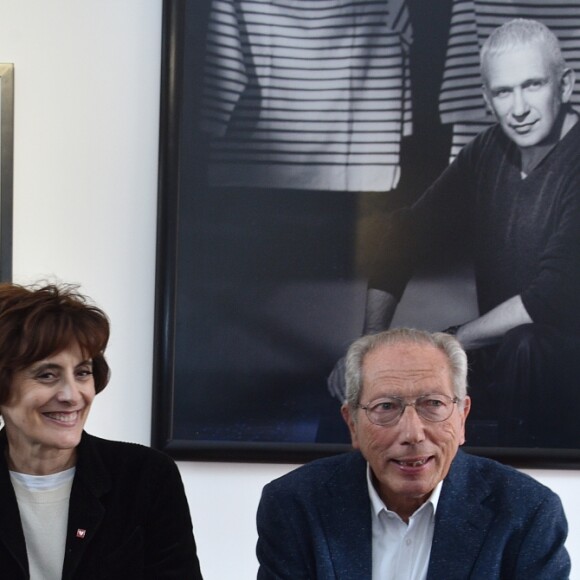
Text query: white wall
0 2 578 579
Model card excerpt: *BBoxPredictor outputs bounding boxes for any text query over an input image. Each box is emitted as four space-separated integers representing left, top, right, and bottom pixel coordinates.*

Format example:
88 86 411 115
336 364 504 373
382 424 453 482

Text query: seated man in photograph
258 328 570 579
330 18 580 447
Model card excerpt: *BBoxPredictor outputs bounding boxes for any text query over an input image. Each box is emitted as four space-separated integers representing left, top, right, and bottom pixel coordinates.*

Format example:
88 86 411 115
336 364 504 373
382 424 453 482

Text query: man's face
341 342 470 519
483 43 571 149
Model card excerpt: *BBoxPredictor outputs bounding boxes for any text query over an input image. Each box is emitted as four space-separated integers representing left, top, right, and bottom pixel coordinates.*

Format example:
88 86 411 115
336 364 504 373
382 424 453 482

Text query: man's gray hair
344 328 468 408
480 18 566 84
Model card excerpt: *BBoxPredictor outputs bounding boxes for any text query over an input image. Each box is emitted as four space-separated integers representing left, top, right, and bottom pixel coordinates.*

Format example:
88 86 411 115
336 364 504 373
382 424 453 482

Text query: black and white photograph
153 0 580 466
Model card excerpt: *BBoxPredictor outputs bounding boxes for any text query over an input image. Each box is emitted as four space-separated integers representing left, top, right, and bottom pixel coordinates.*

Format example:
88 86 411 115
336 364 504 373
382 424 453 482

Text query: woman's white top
9 467 75 580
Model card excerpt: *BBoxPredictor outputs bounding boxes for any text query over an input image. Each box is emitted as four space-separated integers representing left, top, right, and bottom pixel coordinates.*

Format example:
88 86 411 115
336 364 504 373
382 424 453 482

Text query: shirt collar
366 462 443 520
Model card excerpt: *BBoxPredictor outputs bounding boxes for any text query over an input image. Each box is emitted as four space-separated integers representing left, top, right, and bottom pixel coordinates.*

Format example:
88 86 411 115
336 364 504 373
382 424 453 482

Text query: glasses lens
416 395 455 422
364 395 457 425
366 398 403 425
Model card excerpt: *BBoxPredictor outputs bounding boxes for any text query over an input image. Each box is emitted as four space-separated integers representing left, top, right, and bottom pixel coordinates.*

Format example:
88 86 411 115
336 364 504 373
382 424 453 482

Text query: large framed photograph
152 0 580 468
0 63 13 282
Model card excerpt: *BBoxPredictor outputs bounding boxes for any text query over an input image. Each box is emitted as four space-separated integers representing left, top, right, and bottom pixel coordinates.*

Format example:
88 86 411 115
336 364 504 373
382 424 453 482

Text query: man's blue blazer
256 450 570 579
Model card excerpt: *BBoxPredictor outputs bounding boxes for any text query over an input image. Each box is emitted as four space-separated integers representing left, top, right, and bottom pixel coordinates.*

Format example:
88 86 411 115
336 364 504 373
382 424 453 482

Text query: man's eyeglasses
358 394 459 426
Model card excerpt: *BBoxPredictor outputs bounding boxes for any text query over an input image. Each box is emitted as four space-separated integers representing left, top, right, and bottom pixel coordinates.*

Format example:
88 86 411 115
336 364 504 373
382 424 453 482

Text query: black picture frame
152 0 580 469
0 64 13 282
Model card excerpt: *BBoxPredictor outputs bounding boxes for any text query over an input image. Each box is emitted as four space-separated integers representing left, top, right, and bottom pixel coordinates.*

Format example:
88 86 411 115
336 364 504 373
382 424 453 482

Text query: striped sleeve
201 0 249 137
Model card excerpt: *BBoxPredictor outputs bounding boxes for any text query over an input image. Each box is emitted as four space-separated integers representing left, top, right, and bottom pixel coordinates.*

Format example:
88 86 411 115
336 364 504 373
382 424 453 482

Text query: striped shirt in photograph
201 0 412 191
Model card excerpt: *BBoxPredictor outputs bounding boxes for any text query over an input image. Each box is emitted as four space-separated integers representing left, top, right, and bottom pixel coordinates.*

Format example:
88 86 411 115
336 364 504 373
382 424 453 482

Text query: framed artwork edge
0 63 13 283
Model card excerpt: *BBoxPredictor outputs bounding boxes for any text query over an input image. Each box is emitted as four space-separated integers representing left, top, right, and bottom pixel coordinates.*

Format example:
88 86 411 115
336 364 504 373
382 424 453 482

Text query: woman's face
0 343 95 472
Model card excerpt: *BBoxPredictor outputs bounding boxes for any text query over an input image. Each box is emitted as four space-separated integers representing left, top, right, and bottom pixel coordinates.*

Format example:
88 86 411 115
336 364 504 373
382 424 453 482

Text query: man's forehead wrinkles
368 368 441 382
489 74 548 90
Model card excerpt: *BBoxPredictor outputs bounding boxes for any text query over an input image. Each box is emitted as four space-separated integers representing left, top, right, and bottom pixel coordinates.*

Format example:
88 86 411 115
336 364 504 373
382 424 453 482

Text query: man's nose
399 405 426 444
511 88 530 119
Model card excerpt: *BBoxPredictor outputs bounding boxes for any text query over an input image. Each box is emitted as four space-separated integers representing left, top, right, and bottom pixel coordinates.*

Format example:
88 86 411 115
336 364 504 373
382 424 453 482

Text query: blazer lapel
61 433 112 580
427 451 494 579
0 433 28 576
322 452 372 580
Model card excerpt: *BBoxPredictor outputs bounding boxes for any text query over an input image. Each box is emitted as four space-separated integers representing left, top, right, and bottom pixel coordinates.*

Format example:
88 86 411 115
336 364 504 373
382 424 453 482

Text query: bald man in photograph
330 19 580 447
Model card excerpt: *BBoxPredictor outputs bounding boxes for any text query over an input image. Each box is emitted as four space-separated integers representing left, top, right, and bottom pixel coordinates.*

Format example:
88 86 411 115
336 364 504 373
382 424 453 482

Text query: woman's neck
6 445 77 475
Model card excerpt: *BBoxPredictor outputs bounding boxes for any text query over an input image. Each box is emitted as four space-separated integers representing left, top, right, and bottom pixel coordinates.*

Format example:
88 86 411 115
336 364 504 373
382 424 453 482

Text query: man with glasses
257 328 570 579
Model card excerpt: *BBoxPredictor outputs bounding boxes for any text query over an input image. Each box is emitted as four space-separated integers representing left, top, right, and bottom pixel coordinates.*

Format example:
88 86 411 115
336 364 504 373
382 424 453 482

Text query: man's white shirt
367 464 442 580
